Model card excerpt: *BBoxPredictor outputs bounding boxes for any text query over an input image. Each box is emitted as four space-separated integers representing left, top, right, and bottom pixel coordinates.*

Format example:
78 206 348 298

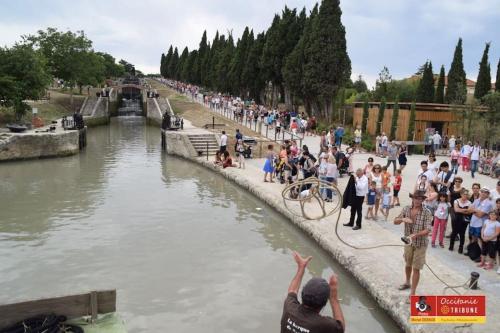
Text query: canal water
0 117 400 333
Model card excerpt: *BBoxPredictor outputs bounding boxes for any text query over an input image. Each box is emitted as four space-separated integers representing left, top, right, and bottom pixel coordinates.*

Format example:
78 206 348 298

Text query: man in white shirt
417 161 434 187
344 169 368 230
381 133 388 157
220 131 228 153
433 131 442 153
470 142 481 178
448 135 456 153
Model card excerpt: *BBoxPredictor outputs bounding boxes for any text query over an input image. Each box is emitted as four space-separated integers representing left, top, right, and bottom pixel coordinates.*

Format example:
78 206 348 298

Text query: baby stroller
242 145 253 159
337 151 349 176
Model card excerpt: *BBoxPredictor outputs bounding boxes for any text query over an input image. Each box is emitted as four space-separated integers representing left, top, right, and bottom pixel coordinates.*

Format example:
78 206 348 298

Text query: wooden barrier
0 290 116 329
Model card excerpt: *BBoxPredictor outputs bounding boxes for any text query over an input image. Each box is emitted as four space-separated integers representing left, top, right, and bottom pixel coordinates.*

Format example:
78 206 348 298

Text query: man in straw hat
393 190 433 295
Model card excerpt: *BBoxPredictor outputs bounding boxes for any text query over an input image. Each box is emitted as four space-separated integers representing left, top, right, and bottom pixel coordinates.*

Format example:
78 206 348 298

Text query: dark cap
410 190 427 199
301 277 330 309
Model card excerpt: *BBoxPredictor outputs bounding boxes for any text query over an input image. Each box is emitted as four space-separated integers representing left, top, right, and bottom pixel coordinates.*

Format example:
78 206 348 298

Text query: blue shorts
469 226 481 238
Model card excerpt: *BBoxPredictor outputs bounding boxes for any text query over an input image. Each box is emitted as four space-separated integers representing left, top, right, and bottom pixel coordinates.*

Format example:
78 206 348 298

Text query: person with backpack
434 161 454 193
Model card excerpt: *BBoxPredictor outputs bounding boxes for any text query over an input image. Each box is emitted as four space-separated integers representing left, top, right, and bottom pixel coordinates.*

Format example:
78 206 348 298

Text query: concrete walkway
186 154 498 333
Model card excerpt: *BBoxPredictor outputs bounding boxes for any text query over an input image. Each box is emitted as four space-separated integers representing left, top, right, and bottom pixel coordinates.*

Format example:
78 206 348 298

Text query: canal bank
164 120 498 333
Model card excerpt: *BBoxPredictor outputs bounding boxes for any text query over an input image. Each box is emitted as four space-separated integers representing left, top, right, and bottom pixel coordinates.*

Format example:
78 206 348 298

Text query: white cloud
0 0 498 84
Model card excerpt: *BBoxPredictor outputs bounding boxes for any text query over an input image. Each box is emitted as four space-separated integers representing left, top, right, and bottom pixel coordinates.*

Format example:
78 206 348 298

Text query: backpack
439 171 453 193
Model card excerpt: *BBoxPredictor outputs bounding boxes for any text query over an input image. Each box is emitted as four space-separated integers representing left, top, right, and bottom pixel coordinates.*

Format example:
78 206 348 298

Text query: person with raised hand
280 252 345 333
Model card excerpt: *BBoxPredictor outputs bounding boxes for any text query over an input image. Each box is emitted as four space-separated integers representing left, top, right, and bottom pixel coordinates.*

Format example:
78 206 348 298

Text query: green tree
390 98 400 140
119 59 136 76
407 102 416 141
97 52 125 78
482 92 500 145
446 38 467 104
474 42 491 100
376 97 386 135
163 45 173 78
215 34 235 93
417 61 435 103
177 47 189 81
229 27 252 96
374 66 392 100
353 75 368 93
282 5 318 114
435 65 446 103
0 44 50 122
24 28 95 91
160 53 166 78
197 31 209 85
168 47 179 80
361 96 369 133
242 32 265 102
496 58 500 92
302 0 351 119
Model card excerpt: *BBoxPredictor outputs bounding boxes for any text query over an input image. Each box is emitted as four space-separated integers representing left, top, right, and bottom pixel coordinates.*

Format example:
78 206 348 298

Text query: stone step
189 137 218 142
192 144 219 149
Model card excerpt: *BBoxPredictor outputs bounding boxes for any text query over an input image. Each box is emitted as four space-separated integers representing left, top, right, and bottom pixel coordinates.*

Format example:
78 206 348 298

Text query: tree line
360 38 500 105
0 27 135 121
160 0 351 120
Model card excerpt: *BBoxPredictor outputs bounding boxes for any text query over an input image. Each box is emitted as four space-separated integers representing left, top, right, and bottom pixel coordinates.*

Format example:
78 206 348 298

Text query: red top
394 175 402 190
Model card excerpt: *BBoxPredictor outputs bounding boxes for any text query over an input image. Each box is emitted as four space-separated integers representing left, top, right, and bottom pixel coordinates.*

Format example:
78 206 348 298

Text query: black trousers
449 217 468 250
349 195 364 227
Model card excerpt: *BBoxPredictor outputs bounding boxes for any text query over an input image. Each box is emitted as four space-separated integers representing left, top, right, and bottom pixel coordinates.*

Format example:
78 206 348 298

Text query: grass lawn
0 90 86 127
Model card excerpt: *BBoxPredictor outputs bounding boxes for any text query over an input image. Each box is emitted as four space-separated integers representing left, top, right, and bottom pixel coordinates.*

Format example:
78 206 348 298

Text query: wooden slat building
352 102 487 141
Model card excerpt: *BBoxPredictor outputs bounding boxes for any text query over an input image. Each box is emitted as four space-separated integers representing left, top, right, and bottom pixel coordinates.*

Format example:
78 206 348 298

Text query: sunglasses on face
455 180 462 183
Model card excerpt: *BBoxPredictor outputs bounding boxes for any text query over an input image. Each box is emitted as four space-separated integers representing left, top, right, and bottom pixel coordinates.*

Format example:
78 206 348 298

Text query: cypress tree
283 5 318 113
243 32 265 102
196 31 208 85
407 102 416 141
435 65 446 103
303 0 351 119
376 97 386 135
229 27 251 96
361 96 369 134
163 46 173 78
216 34 235 94
474 42 491 100
417 61 434 103
168 47 179 80
177 47 189 82
496 58 500 92
446 38 467 104
390 98 400 140
160 53 165 77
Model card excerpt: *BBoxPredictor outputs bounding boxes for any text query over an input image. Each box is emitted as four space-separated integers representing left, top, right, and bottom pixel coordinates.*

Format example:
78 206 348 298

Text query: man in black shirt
280 252 345 333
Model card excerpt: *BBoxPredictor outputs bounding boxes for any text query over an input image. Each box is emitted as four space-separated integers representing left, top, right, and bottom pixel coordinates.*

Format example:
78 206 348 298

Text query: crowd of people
160 78 500 289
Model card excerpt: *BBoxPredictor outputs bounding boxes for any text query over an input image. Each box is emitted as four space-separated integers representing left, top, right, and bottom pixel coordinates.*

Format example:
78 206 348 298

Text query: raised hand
293 251 312 269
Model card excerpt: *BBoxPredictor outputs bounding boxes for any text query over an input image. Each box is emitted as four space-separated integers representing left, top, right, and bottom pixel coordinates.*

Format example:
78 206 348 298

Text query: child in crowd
366 181 377 220
431 193 450 248
381 166 391 189
381 185 392 221
392 169 402 207
263 144 275 182
478 210 500 270
236 139 245 169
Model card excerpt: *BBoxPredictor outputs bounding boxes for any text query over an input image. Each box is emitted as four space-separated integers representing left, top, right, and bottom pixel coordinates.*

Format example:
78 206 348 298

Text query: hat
480 187 490 193
409 190 427 199
301 278 330 309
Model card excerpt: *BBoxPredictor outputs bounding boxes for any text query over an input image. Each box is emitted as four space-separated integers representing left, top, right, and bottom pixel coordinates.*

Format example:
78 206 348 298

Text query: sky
1 0 499 88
